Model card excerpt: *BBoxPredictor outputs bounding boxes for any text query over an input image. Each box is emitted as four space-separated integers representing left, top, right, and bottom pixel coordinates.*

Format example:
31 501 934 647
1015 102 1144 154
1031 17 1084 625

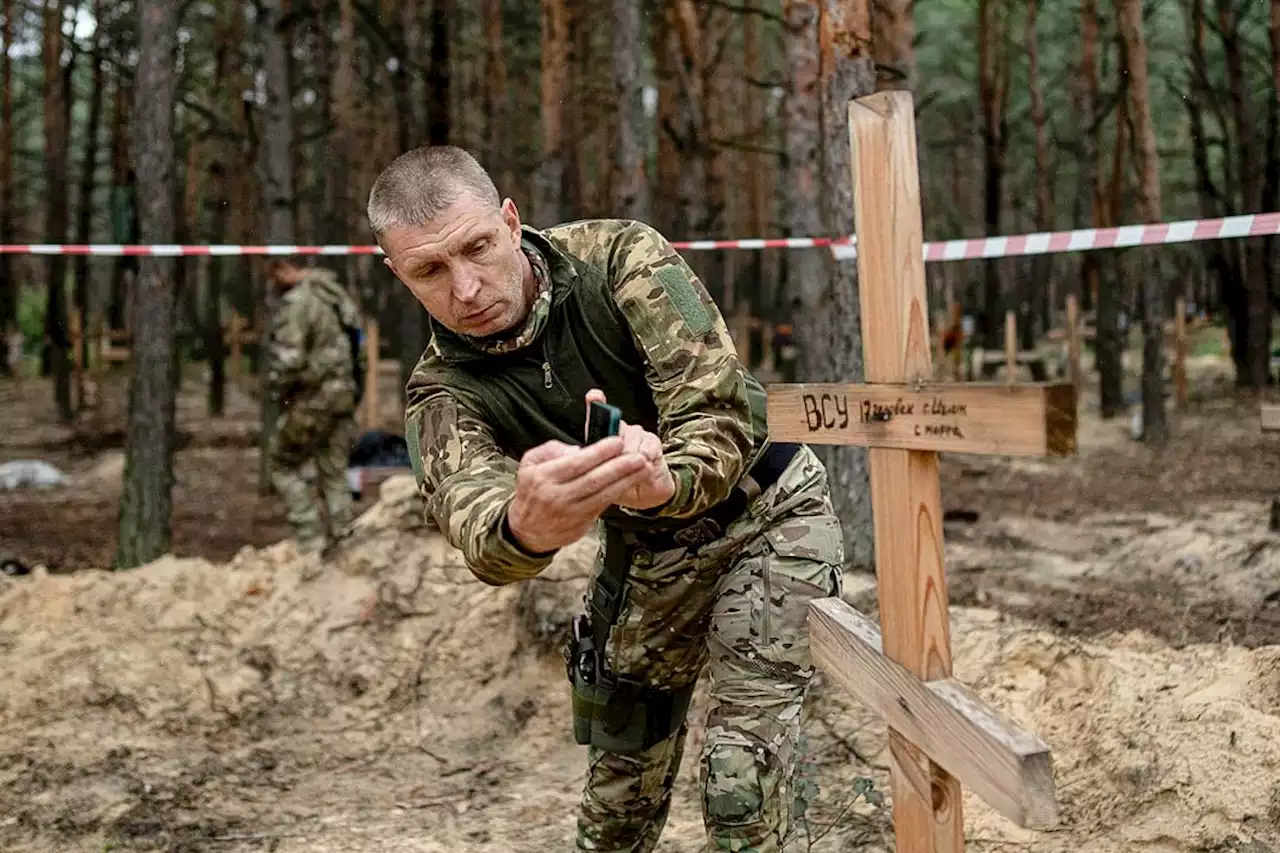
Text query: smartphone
585 401 622 444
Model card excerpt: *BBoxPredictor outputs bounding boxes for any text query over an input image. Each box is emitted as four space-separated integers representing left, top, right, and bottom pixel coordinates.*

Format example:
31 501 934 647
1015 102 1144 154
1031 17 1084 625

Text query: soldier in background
264 258 365 555
373 146 844 852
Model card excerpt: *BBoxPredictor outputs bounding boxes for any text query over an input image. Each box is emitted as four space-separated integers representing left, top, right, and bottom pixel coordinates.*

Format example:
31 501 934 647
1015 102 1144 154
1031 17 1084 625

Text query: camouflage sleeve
403 387 557 586
607 222 753 520
265 293 310 396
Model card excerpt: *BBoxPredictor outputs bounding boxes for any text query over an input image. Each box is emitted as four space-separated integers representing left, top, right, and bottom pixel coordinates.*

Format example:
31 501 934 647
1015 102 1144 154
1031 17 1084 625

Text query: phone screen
586 401 622 444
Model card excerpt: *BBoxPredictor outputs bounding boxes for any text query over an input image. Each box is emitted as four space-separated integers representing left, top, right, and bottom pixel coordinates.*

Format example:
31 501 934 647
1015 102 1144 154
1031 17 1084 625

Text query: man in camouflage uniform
265 258 364 555
373 146 845 852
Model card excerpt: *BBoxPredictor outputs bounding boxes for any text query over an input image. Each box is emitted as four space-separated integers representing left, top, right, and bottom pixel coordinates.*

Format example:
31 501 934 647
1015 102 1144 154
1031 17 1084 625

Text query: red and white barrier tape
833 211 1280 262
2 211 1277 258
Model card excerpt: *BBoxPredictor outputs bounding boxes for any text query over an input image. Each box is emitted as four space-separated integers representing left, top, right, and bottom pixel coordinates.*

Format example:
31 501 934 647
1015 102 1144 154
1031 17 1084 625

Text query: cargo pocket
702 738 766 829
759 513 844 660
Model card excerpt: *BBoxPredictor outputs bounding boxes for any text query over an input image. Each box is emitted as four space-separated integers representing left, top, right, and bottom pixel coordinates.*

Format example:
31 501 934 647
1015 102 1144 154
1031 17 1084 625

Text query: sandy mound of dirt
2 475 1279 852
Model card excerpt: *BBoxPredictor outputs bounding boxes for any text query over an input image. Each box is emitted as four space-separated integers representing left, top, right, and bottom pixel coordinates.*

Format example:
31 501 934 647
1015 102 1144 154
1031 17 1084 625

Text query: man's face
381 194 530 338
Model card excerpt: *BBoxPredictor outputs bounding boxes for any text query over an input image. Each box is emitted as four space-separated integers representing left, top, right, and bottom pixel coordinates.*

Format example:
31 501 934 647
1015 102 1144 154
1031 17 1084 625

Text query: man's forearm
428 478 557 586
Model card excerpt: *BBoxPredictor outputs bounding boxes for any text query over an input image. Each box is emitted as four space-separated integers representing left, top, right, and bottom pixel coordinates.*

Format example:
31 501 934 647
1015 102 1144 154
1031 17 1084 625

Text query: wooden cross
764 91 1067 849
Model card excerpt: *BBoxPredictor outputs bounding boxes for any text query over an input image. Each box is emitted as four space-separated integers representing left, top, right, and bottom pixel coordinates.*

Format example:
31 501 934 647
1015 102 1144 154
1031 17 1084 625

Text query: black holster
563 527 695 754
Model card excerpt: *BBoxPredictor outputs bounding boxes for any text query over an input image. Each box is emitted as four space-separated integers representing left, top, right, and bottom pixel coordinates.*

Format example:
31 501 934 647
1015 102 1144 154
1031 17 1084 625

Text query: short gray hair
366 146 501 239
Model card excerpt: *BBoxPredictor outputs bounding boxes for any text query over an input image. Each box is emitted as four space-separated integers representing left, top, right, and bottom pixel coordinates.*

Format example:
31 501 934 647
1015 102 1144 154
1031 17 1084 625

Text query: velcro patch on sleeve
655 265 713 337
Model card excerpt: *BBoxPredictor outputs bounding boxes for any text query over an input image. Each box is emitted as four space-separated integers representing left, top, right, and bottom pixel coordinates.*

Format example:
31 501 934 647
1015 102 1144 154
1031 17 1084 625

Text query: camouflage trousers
577 444 845 853
268 401 357 553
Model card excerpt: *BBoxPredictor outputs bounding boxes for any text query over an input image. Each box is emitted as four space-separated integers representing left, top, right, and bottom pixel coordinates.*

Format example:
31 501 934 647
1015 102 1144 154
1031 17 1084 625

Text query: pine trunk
116 0 178 569
1117 0 1167 445
1026 0 1053 329
537 0 568 225
107 77 136 332
871 0 915 91
258 0 297 493
73 6 105 373
817 0 876 570
1188 0 1237 370
1218 0 1272 388
611 0 649 221
0 0 14 374
745 2 769 314
42 0 73 423
978 0 1007 350
783 0 823 332
1097 30 1127 419
1075 0 1100 315
484 0 508 185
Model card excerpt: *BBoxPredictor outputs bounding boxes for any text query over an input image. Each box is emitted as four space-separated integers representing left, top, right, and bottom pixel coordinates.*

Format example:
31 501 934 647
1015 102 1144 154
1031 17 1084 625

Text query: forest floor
3 332 1280 852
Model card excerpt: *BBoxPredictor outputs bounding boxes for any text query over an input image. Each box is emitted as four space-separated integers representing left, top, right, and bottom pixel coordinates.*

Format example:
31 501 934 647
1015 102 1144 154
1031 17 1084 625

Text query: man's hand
506 437 654 554
586 389 676 512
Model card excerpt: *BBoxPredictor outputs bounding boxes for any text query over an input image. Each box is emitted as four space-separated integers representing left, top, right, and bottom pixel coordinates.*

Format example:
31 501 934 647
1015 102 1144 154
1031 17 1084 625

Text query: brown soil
1 345 1279 852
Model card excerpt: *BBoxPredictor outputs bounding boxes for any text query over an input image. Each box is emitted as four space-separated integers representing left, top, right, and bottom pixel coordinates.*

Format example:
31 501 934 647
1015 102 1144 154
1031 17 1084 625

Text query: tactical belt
565 441 801 754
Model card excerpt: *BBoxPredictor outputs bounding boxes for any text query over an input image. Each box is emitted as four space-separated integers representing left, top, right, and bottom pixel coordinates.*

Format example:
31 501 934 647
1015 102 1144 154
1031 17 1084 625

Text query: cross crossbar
809 598 1058 829
767 381 1076 456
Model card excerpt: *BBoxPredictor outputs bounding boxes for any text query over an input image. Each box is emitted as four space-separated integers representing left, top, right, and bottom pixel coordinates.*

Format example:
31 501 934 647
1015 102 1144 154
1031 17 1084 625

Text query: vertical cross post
849 89 964 851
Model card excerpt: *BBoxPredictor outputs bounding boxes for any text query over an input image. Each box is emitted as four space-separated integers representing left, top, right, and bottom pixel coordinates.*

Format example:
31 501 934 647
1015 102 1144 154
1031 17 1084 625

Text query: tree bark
1075 0 1100 315
1026 0 1053 332
1117 0 1167 445
537 0 568 225
783 0 824 331
1218 0 1272 388
978 0 1009 349
116 0 178 569
815 0 876 570
107 74 137 332
670 0 709 243
0 0 15 374
871 0 915 91
73 1 105 375
1097 71 1127 419
484 0 508 183
42 0 73 423
745 1 770 314
611 0 649 221
1187 0 1239 374
396 0 449 399
258 0 297 493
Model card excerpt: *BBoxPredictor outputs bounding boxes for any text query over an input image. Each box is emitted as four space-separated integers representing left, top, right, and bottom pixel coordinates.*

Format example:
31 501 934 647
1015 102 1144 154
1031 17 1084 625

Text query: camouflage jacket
266 267 362 411
404 220 769 586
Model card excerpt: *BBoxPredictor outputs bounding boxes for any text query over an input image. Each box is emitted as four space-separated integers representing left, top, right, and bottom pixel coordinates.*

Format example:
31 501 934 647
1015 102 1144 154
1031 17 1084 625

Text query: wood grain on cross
765 90 1065 849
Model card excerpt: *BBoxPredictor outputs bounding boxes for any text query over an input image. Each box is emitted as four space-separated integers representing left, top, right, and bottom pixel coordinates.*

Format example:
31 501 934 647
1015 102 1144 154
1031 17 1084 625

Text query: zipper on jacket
542 361 553 390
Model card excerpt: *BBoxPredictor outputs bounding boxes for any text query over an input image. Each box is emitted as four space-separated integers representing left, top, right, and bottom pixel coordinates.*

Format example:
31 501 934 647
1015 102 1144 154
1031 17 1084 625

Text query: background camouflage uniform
266 266 362 553
404 220 845 852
